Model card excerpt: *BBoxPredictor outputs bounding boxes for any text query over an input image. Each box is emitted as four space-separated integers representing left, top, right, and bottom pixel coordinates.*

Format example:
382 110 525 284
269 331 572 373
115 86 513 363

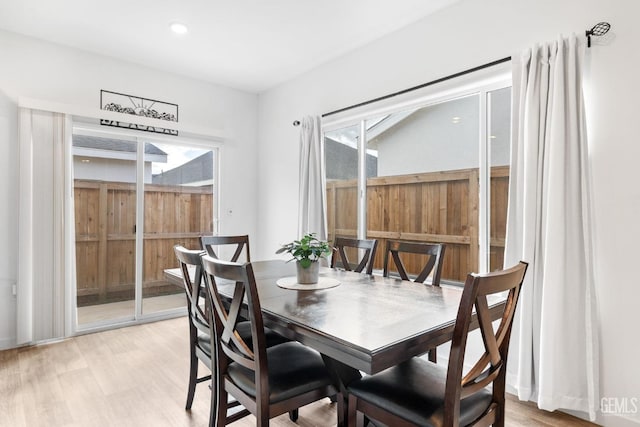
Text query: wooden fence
74 167 507 303
74 180 213 305
326 166 509 283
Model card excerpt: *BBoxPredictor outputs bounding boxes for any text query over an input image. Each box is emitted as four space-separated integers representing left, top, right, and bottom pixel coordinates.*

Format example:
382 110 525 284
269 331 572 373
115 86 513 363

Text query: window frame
323 72 511 276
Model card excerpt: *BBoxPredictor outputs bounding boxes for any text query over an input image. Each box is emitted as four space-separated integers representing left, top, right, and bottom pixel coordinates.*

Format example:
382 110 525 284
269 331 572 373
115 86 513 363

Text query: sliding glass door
74 132 138 325
73 128 218 328
142 142 216 315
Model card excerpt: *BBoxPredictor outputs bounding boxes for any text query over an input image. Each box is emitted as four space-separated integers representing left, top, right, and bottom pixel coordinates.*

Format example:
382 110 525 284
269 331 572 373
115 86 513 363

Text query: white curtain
504 35 599 420
17 108 73 344
298 115 327 240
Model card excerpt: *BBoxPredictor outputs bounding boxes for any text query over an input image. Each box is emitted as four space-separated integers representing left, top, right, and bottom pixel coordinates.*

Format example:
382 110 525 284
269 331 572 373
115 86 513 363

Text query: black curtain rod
321 56 512 119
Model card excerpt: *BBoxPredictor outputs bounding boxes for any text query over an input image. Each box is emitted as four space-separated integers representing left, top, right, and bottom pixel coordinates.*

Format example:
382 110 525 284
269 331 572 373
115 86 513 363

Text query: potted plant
276 233 332 284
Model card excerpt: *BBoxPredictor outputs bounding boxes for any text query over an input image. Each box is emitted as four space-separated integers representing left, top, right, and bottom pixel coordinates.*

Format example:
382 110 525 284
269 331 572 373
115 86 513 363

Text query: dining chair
173 245 289 425
200 235 251 262
201 233 291 344
200 234 256 320
383 240 446 286
330 237 379 275
201 255 340 426
346 261 528 427
383 240 446 362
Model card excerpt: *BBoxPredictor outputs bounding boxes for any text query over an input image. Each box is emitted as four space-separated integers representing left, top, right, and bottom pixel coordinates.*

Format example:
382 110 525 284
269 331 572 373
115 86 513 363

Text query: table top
164 260 505 375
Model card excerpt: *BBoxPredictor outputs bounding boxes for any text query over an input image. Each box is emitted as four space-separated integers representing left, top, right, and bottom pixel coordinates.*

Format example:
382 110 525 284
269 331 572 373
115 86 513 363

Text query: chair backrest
173 245 209 337
200 255 268 394
382 240 446 285
330 237 379 274
443 261 528 425
200 235 251 262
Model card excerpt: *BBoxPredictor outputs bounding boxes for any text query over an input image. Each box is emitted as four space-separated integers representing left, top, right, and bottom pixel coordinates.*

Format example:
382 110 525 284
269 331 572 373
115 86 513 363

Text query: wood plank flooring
0 317 599 427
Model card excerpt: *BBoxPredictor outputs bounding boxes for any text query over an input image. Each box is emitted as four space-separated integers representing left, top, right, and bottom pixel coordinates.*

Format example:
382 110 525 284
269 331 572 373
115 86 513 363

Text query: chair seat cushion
196 322 289 357
236 322 290 348
197 333 212 357
227 342 333 403
348 358 493 427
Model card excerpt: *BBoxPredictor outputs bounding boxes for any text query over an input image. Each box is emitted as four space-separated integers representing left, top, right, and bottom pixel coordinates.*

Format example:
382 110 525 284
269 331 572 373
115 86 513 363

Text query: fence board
327 167 508 283
74 180 213 305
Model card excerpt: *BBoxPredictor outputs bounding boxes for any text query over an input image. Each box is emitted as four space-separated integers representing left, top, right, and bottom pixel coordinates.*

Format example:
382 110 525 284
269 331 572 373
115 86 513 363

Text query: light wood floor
0 317 599 427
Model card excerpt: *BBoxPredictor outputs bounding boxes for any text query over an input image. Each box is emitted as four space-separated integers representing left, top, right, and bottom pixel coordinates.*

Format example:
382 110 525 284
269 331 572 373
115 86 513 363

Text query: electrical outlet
12 283 16 296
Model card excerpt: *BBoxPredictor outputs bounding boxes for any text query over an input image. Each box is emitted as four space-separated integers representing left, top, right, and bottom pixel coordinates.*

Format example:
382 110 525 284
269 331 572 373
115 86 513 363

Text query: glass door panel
74 133 137 326
142 142 216 315
365 95 480 283
488 87 511 271
325 124 361 262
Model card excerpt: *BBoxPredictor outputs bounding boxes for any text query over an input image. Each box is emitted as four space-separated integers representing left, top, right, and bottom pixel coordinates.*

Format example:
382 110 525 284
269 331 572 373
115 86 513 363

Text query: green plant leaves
276 233 332 265
299 258 312 268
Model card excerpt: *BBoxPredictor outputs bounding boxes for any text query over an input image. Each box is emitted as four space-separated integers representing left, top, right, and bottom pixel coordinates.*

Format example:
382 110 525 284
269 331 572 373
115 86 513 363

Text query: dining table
164 259 506 426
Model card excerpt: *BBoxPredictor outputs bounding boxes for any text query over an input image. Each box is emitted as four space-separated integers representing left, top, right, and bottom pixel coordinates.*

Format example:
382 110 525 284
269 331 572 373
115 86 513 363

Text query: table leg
321 355 362 427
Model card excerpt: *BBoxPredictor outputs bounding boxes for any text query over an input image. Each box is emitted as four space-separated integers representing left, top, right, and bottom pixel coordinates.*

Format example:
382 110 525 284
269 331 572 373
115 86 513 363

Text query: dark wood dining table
165 259 506 425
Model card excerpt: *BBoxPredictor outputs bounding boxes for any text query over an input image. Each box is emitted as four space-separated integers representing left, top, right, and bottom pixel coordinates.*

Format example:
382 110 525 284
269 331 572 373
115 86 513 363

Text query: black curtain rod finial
586 22 611 48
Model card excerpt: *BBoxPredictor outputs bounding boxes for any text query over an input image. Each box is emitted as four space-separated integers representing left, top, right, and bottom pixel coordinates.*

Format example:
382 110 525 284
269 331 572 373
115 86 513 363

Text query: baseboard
0 337 16 350
594 413 640 427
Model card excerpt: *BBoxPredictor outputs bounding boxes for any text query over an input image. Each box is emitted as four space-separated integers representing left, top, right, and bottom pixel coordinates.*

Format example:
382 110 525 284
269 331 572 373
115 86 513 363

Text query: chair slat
200 234 251 263
330 237 378 274
382 240 446 286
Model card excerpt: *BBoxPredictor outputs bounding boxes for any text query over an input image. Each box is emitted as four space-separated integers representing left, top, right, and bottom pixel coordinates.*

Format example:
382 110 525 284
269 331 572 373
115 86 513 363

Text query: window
324 78 511 284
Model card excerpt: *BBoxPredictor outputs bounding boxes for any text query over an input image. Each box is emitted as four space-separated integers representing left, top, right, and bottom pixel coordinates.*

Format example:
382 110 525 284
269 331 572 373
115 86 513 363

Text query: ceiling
0 0 459 93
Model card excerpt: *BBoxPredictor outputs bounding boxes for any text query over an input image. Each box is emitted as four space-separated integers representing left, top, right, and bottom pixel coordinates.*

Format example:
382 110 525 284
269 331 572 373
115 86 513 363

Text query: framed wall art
100 90 179 135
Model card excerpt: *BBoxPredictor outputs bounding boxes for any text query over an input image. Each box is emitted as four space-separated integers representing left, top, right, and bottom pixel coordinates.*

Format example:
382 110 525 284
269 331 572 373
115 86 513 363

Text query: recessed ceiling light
170 22 188 35
490 135 497 139
451 116 461 124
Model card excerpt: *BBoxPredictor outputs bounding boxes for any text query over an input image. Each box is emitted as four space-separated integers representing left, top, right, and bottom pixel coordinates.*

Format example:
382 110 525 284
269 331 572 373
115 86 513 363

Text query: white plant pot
296 261 320 284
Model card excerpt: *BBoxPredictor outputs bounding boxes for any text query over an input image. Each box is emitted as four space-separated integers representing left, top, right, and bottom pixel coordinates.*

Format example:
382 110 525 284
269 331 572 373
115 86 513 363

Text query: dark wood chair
200 235 251 262
173 245 289 425
347 261 528 427
201 234 255 322
173 245 213 414
383 240 446 286
330 237 378 274
383 240 446 362
201 255 340 426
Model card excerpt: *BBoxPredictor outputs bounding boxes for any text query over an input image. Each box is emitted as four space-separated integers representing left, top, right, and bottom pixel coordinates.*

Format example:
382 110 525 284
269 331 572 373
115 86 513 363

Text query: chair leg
493 374 507 427
288 409 299 421
347 394 359 427
494 405 505 427
428 347 438 363
257 409 269 426
186 349 198 409
336 393 344 426
215 387 228 427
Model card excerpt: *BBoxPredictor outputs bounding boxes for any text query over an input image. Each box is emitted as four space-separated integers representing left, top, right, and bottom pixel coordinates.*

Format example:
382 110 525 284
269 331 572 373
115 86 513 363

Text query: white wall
0 30 259 348
256 1 640 426
374 96 481 176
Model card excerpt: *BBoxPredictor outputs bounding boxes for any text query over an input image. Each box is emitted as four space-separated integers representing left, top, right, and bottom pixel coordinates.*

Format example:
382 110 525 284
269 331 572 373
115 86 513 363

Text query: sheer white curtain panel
504 34 599 420
297 115 327 240
17 108 73 344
